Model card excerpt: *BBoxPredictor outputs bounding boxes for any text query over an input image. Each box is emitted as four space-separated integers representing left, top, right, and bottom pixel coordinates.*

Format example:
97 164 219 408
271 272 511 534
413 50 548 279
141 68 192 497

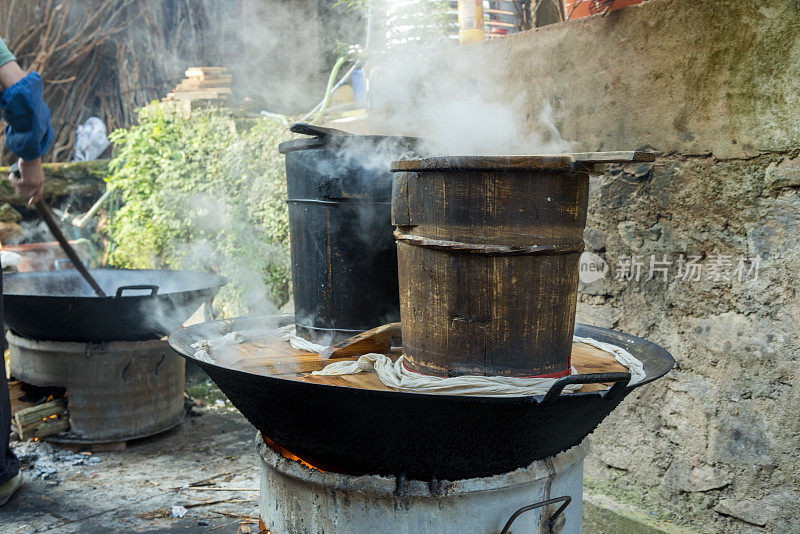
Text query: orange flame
263 436 325 473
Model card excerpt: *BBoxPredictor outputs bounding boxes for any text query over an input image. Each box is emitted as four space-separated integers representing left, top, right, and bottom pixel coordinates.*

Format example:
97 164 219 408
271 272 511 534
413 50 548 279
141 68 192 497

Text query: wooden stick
209 510 259 520
185 487 259 492
183 498 247 509
33 197 106 297
189 471 235 487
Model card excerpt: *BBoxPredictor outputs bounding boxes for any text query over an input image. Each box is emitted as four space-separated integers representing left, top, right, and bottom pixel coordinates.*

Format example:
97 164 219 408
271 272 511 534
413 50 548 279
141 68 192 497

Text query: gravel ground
3 375 263 534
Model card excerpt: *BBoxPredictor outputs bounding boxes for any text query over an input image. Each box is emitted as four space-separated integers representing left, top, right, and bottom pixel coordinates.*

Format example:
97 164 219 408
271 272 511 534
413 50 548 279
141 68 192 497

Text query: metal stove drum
256 431 588 533
4 268 225 445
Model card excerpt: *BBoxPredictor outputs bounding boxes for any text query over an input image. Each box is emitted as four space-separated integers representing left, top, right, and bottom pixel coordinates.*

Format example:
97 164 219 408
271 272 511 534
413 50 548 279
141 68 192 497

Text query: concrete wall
371 0 800 531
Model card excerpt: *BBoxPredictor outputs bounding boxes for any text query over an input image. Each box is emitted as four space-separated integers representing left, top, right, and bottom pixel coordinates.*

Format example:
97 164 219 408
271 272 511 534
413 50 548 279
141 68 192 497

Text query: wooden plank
391 155 575 172
321 323 400 358
186 66 229 74
24 417 69 440
570 342 628 392
176 77 232 90
14 399 69 440
14 398 66 427
567 151 656 163
170 90 230 101
8 380 35 417
185 67 230 79
391 153 654 174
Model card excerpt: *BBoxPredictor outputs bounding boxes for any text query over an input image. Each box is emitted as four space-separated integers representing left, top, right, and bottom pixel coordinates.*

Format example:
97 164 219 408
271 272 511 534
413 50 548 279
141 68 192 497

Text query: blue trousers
0 269 19 484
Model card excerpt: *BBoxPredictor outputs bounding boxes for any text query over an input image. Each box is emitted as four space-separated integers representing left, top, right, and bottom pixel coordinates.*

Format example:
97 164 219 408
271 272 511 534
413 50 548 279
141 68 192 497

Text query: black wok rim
3 268 228 299
168 315 675 404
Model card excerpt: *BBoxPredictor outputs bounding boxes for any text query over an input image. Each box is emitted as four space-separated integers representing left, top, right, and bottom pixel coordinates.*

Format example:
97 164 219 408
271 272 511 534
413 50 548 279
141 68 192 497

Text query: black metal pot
169 316 674 481
4 268 226 342
279 123 422 343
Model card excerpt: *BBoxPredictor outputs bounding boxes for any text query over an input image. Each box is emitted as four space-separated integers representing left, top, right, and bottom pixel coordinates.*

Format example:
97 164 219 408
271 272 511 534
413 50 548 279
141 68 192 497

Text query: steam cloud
366 40 574 155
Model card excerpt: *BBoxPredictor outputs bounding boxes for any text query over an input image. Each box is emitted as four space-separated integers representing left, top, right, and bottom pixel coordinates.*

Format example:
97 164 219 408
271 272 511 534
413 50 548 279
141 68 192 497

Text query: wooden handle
34 199 107 297
568 151 656 163
321 322 402 359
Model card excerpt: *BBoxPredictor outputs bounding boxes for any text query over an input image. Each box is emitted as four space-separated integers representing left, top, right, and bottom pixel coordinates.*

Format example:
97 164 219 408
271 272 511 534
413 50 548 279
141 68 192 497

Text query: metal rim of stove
256 431 590 495
44 416 185 446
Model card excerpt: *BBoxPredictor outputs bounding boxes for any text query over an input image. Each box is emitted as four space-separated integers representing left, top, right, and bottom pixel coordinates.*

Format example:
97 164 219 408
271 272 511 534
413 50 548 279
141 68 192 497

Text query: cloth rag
311 336 646 397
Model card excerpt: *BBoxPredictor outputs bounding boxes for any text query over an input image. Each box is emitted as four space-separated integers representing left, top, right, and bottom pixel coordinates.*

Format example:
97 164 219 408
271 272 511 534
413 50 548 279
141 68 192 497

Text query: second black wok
3 268 226 342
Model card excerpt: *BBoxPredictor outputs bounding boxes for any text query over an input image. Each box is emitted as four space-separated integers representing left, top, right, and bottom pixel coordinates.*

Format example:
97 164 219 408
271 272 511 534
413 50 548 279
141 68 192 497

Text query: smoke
179 314 289 371
366 40 575 155
90 2 576 355
169 189 289 320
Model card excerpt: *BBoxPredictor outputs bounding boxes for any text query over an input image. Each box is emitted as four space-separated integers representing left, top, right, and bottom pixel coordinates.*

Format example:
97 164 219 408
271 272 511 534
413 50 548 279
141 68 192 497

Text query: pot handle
290 122 352 140
115 285 159 298
500 495 572 534
541 372 631 405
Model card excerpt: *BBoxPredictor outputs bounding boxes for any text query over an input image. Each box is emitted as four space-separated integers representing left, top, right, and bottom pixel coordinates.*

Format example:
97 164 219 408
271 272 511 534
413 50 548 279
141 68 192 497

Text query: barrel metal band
394 232 584 256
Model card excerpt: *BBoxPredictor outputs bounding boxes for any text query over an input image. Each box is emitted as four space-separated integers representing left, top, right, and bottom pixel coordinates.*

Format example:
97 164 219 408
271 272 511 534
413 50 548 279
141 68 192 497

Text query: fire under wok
4 268 226 342
169 316 674 481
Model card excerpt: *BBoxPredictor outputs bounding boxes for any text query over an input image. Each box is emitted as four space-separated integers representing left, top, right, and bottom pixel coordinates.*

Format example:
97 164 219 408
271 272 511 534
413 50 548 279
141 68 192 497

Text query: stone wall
580 152 800 532
369 0 800 530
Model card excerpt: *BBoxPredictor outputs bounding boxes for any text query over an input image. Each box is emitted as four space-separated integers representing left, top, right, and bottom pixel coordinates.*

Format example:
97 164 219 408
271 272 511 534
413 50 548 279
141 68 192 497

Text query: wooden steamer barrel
391 153 654 378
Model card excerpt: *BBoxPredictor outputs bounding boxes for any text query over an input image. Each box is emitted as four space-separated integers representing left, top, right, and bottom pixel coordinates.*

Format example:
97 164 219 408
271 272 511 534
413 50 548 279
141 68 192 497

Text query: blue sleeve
1 71 54 160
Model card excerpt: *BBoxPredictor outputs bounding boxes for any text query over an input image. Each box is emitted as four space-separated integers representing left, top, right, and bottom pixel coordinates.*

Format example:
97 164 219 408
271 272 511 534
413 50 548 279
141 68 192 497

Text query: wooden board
8 379 35 417
14 399 69 440
391 152 654 172
176 78 232 91
185 67 229 79
170 90 231 100
212 337 629 394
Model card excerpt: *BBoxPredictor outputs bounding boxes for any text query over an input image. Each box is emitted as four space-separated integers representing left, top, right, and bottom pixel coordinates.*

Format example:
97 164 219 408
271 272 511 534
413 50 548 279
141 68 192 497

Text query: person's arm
0 38 51 205
0 60 24 88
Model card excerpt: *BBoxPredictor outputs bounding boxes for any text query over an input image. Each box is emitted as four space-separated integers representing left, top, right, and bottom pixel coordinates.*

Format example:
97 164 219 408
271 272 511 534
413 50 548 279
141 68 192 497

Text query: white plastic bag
72 117 110 161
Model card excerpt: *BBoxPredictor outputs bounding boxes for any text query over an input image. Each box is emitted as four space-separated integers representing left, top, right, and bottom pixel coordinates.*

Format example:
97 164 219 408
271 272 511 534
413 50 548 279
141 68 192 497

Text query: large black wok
4 268 226 342
169 316 674 481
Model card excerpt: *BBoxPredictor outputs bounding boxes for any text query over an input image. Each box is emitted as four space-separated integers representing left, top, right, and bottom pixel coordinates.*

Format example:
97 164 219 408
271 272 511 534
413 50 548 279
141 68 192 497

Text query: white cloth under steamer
310 334 646 397
191 324 646 397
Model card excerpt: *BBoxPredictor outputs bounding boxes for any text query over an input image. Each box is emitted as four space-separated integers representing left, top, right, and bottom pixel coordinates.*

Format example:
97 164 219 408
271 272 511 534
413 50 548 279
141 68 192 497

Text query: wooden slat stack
14 398 69 441
163 67 232 105
7 378 71 440
8 379 34 418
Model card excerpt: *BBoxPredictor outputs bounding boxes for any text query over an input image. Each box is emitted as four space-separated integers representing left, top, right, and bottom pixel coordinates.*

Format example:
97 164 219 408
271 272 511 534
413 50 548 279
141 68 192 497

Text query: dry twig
0 0 235 162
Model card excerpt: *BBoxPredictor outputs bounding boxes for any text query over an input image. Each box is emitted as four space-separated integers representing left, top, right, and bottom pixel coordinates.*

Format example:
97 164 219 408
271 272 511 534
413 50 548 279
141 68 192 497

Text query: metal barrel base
8 332 186 443
258 432 587 534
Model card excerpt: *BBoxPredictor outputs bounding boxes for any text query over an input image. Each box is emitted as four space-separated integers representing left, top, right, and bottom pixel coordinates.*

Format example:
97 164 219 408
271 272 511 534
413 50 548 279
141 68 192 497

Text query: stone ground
1 365 689 534
3 368 262 534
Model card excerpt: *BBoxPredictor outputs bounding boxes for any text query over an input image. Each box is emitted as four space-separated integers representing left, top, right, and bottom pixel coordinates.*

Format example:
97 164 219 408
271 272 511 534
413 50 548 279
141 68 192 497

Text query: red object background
563 0 649 20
